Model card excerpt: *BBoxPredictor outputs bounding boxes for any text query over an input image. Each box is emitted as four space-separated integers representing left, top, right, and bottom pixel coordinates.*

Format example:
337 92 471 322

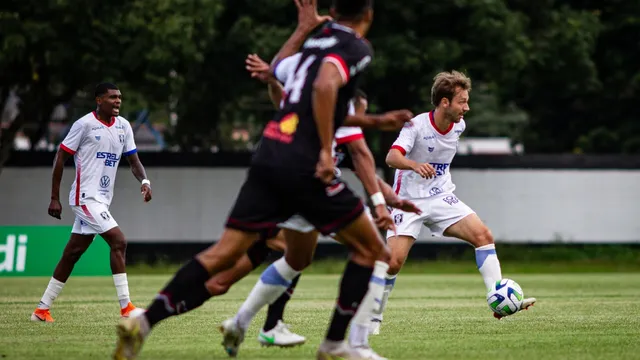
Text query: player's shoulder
455 119 467 133
114 116 133 129
404 112 431 130
72 112 96 127
115 116 131 125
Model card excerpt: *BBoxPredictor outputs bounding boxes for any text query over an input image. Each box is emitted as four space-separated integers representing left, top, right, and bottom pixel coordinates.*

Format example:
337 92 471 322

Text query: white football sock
475 244 502 290
234 258 300 331
349 261 389 347
373 273 396 321
113 273 132 308
37 277 65 310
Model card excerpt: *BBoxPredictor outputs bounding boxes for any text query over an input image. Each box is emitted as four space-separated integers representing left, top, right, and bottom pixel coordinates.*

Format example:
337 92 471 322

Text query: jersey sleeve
273 53 302 84
391 122 418 156
60 121 85 155
322 40 373 85
335 126 364 145
122 122 138 156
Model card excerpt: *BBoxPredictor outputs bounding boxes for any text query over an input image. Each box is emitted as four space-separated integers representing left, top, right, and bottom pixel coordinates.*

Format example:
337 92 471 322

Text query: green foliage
1 0 639 153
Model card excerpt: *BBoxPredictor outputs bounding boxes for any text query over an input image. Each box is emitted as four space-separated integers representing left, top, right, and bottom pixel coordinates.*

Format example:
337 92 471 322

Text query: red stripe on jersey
92 111 115 127
75 156 81 206
429 110 453 135
395 170 404 195
336 133 364 145
81 204 94 220
323 54 349 84
390 145 407 155
60 144 76 155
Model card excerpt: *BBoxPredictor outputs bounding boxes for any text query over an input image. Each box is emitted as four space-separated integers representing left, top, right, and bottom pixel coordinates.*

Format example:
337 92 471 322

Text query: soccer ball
486 279 524 317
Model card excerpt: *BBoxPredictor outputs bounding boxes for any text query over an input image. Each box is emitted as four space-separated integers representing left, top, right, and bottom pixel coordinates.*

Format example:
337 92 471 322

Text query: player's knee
108 237 127 253
205 278 230 296
387 254 406 275
472 227 494 247
63 247 85 264
284 252 312 272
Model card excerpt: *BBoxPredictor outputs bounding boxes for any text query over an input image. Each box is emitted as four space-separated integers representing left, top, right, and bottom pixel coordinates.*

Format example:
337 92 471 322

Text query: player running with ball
371 71 536 334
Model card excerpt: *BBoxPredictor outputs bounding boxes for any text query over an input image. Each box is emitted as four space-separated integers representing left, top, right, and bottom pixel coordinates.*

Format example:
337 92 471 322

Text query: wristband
370 192 385 206
141 179 151 187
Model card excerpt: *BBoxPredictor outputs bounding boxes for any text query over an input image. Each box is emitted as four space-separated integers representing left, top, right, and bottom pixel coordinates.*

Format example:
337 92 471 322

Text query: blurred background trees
1 0 639 165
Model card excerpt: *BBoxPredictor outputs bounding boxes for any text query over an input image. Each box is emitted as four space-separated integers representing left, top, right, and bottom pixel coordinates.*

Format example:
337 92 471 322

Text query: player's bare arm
344 110 414 131
377 177 421 214
386 148 436 179
126 152 152 202
347 138 395 231
312 62 342 183
48 148 71 219
270 0 332 68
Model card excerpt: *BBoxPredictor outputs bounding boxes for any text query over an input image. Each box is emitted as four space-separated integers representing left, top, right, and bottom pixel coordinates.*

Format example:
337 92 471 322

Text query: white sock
113 273 131 309
475 244 502 290
349 261 389 347
37 277 65 310
234 258 300 331
373 273 396 321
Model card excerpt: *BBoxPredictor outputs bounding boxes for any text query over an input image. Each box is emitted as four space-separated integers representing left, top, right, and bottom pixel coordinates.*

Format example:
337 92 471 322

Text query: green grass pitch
1 272 639 359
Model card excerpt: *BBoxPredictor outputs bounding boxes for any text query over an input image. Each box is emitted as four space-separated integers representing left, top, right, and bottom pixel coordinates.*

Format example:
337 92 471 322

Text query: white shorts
71 201 118 235
386 192 474 239
278 207 373 234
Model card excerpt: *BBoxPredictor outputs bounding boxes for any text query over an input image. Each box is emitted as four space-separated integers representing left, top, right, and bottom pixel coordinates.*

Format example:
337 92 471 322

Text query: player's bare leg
31 233 94 322
114 228 258 360
221 229 315 356
317 212 389 360
443 213 536 318
206 254 256 296
101 227 137 317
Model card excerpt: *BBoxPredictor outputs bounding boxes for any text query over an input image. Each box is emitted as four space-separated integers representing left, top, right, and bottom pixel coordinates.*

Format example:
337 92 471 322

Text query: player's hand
412 162 437 179
373 204 396 233
295 0 332 33
48 199 62 220
377 110 414 131
389 199 422 215
315 149 335 184
141 184 152 202
246 54 274 84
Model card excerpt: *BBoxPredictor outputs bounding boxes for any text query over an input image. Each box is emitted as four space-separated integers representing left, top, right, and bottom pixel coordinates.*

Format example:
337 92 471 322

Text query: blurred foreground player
112 0 387 359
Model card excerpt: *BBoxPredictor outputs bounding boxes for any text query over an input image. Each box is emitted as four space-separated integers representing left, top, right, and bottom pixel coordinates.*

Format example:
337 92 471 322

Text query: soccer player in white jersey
373 71 536 331
31 83 152 323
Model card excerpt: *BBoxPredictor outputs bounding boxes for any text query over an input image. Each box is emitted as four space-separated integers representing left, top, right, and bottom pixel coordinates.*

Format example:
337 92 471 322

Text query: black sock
144 258 212 328
326 261 373 342
263 274 301 331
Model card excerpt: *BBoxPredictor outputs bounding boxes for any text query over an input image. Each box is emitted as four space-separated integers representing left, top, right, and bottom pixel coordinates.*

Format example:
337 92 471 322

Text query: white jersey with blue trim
60 112 137 206
390 111 465 199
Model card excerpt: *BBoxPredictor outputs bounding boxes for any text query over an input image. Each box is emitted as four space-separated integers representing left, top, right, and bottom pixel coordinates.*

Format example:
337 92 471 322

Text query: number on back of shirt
284 55 317 104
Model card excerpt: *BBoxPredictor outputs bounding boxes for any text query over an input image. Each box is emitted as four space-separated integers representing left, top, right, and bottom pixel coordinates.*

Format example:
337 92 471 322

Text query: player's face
97 89 122 117
445 87 469 123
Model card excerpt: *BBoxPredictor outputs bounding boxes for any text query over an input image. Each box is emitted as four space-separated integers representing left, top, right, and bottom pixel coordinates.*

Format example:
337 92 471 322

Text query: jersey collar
92 111 116 127
429 111 454 135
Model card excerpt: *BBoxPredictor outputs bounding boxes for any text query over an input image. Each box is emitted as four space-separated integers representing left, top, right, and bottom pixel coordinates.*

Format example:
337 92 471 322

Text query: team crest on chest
95 135 101 141
119 134 125 144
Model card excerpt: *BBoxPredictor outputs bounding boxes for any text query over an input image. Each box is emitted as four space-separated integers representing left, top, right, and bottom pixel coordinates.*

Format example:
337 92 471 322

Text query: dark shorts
226 165 364 236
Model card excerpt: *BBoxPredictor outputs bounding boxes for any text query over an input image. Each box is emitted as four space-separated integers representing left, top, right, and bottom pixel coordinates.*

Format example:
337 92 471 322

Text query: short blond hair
431 70 472 106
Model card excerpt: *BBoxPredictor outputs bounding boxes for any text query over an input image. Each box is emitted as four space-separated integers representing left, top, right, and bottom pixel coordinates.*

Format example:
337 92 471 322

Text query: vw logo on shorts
100 175 111 188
